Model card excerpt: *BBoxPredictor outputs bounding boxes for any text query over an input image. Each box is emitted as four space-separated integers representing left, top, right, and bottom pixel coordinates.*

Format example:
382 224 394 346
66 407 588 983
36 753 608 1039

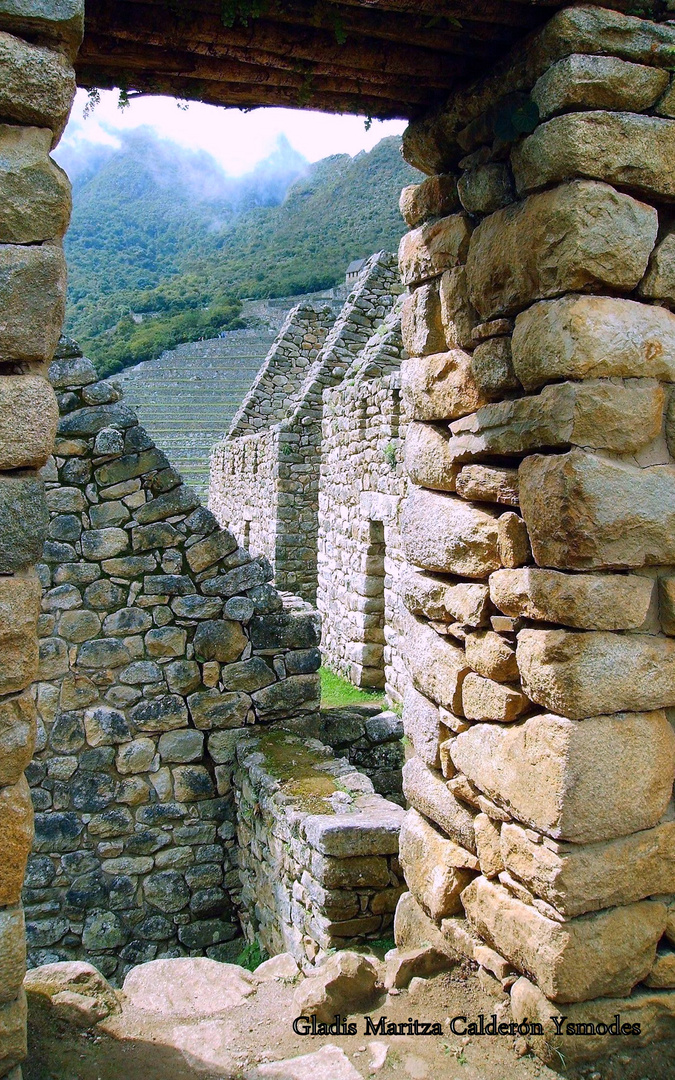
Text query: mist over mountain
62 129 419 375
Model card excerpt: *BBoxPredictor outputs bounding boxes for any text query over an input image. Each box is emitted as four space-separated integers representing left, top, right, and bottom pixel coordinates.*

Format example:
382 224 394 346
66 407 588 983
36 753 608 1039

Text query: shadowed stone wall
0 4 82 1076
394 4 675 1069
26 343 322 985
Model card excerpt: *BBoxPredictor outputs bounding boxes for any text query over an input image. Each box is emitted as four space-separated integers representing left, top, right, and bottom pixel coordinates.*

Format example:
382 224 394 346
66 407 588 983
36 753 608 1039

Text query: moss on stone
255 730 338 814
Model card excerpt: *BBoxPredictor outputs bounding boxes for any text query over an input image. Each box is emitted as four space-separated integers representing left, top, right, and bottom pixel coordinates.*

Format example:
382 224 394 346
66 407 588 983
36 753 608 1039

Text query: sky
59 88 408 176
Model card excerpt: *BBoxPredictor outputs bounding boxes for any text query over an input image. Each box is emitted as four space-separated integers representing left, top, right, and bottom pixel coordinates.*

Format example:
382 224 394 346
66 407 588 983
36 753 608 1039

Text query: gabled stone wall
209 253 403 602
317 303 410 701
26 341 322 985
395 4 675 1068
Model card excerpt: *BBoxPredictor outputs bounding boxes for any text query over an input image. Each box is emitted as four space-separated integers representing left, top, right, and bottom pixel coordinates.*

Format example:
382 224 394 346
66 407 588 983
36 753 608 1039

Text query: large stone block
401 488 501 579
448 379 663 458
0 904 25 1005
0 375 58 469
513 111 675 201
0 775 33 905
0 0 83 56
463 876 665 1004
501 818 675 919
0 472 48 572
400 350 488 422
512 976 675 1068
398 213 471 287
0 691 36 787
399 808 476 921
0 571 40 694
402 616 470 712
403 421 463 492
0 32 75 141
512 293 675 389
401 568 489 627
517 627 675 718
465 181 657 319
461 673 530 723
490 567 655 631
401 283 445 357
0 990 26 1075
438 267 477 350
0 124 70 243
519 450 675 570
402 683 442 769
0 243 66 362
531 54 669 121
641 228 675 308
402 757 476 853
399 174 459 229
450 710 675 843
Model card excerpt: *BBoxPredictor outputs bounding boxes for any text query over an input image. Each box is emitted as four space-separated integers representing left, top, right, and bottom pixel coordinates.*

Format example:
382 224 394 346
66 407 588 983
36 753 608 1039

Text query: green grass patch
236 939 269 971
320 667 385 710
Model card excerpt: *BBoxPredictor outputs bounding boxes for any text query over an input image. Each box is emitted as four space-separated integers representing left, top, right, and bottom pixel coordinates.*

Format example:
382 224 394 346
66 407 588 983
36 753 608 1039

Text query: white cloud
58 88 407 176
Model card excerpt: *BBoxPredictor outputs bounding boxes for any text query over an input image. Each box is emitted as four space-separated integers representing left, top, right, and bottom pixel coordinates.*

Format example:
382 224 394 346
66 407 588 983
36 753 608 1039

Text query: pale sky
59 88 408 176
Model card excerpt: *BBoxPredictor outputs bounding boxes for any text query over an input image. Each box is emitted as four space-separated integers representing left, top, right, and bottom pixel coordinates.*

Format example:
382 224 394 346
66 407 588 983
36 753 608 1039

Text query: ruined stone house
5 1 675 1074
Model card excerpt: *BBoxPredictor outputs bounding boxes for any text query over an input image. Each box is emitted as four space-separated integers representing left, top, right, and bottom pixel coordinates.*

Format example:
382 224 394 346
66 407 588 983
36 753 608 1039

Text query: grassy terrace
118 328 277 498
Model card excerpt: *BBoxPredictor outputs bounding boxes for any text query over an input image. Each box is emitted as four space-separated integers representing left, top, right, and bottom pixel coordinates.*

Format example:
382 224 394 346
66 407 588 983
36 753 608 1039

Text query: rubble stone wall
27 343 323 986
209 253 403 602
233 727 405 967
395 4 675 1068
0 5 81 1076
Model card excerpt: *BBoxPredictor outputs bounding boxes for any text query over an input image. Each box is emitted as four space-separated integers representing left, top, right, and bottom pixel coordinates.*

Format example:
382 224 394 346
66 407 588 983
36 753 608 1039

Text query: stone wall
394 4 675 1067
318 303 410 701
26 342 322 986
233 727 405 966
0 5 81 1076
209 252 403 602
316 705 405 806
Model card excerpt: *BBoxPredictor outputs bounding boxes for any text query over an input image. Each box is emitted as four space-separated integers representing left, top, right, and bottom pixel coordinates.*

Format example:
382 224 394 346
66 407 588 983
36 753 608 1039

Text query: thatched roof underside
76 0 577 119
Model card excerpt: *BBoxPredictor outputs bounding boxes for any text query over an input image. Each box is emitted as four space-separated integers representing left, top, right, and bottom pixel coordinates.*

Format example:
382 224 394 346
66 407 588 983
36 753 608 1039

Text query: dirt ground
25 961 675 1080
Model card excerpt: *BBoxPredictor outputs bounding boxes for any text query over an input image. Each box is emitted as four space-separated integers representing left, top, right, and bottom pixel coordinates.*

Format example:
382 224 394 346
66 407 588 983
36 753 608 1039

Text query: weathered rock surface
489 567 655 630
465 181 657 319
458 163 514 216
513 111 675 201
401 568 489 627
512 976 675 1067
402 616 470 712
450 710 675 843
0 776 33 906
401 283 445 356
401 488 501 579
253 953 300 982
531 54 669 120
122 958 257 1019
0 31 75 140
0 692 36 787
462 876 665 1003
519 450 675 570
402 684 442 768
249 1044 363 1079
0 242 66 363
394 890 465 960
402 758 476 852
501 817 675 918
464 630 518 682
512 293 675 389
398 213 471 287
640 227 675 307
517 627 675 718
0 990 26 1075
456 465 519 507
0 124 70 244
399 174 459 229
383 945 453 990
0 571 41 694
438 267 477 350
448 379 663 457
399 808 477 920
403 421 463 493
292 952 379 1023
474 814 504 880
401 350 487 422
461 673 530 723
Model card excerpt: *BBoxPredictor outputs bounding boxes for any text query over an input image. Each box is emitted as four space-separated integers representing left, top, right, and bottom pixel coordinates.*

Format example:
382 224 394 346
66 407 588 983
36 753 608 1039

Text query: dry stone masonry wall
0 4 82 1076
317 303 410 702
27 341 324 985
233 727 405 966
209 253 403 602
395 4 675 1069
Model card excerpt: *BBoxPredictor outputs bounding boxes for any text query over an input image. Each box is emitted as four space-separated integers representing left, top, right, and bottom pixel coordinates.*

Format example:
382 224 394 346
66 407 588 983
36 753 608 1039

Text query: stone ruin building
5 0 675 1075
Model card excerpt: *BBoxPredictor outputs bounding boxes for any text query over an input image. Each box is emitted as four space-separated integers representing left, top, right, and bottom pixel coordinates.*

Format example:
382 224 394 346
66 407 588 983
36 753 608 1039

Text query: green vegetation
320 667 386 709
235 939 269 971
60 128 419 376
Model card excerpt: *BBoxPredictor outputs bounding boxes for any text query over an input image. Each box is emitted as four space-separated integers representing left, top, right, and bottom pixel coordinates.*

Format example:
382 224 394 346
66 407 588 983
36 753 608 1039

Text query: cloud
56 89 407 177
